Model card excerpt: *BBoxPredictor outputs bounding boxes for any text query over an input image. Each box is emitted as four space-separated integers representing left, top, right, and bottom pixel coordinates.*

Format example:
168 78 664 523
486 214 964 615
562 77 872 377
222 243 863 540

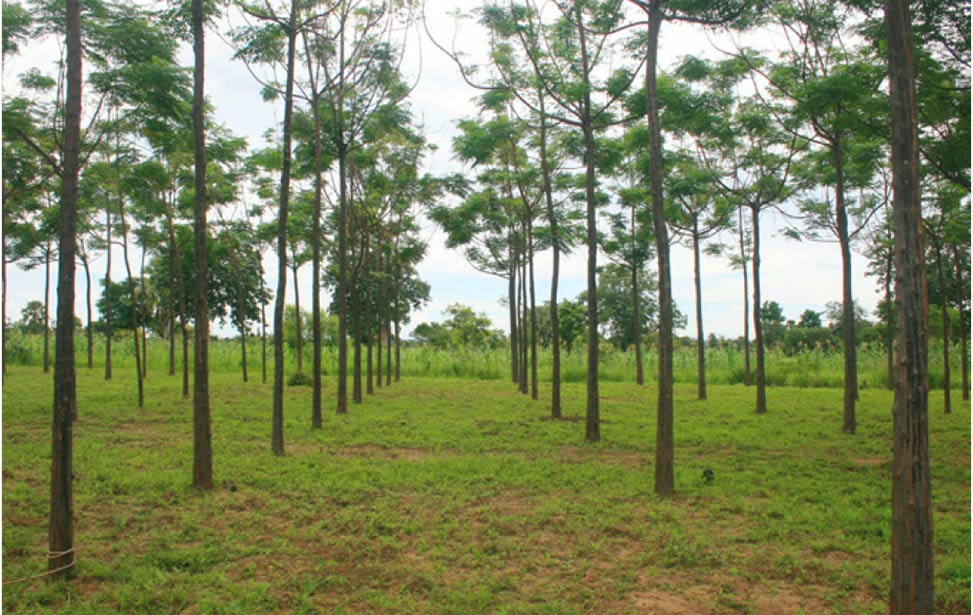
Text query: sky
3 1 885 340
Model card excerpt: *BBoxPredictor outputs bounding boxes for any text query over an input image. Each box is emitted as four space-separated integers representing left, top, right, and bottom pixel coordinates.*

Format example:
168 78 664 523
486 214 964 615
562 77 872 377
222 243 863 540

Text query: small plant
287 371 312 387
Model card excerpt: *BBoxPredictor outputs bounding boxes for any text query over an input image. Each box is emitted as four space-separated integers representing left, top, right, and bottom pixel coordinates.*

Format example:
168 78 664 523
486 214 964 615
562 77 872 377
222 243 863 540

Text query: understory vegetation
2 367 969 614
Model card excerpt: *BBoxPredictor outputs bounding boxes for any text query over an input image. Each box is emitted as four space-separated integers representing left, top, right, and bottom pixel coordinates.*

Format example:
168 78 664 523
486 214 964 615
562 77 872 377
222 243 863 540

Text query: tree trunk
739 207 750 386
353 300 363 404
834 139 857 433
104 207 112 380
226 240 249 384
385 311 392 386
933 238 951 413
118 178 143 409
952 246 968 400
509 261 518 385
692 219 706 400
44 246 51 373
260 271 267 384
49 0 81 576
527 217 538 401
646 9 673 493
304 39 324 430
519 233 528 395
393 245 401 383
632 207 644 386
336 144 349 414
886 243 895 391
82 253 93 369
168 301 175 376
2 225 7 374
271 2 299 454
886 1 934 610
365 255 374 396
140 249 147 378
165 213 190 398
292 258 302 373
751 203 766 414
539 99 561 418
191 0 213 487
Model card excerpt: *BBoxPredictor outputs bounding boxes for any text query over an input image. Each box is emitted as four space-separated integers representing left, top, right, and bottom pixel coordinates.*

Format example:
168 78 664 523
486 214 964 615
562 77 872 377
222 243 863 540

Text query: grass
2 365 970 614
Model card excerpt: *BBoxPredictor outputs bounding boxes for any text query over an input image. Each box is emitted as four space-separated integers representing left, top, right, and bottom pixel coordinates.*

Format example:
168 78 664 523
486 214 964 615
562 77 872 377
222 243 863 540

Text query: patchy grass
2 366 969 614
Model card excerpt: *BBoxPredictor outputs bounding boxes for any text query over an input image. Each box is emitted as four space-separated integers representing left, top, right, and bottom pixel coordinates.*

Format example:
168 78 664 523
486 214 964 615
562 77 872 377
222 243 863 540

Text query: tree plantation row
2 0 966 612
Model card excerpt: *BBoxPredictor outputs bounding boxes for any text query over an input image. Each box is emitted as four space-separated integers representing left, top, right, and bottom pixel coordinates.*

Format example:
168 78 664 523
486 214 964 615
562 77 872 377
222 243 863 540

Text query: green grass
3 365 970 613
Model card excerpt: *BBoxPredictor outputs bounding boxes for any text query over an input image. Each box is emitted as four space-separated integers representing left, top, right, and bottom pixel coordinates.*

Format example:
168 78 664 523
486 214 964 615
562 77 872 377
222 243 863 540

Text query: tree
797 308 821 328
886 0 934 610
49 0 82 579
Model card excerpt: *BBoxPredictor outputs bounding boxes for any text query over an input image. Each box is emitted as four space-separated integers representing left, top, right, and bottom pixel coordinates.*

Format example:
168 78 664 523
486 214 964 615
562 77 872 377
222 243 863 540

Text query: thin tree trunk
271 2 299 455
49 0 81 577
539 98 561 418
631 206 644 386
393 243 401 383
835 139 857 433
692 219 706 400
304 34 324 429
140 249 147 378
44 246 51 373
519 234 528 395
365 253 374 396
2 226 6 374
385 311 392 386
375 247 382 390
165 213 190 398
751 203 766 414
933 238 951 413
82 253 93 369
952 246 968 400
104 207 112 380
886 244 894 390
528 218 538 401
168 301 175 376
225 240 248 384
191 0 213 487
337 144 349 414
260 271 267 384
353 296 362 403
739 207 750 386
292 259 302 373
509 263 518 385
117 169 143 409
646 8 673 493
886 1 934 609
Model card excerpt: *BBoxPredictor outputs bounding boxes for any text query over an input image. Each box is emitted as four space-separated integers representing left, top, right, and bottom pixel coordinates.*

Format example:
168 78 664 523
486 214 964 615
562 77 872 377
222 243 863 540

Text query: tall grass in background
4 330 966 392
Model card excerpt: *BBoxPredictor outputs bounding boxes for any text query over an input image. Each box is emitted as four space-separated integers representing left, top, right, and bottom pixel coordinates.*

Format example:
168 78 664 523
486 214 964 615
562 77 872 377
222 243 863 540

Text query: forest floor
2 367 970 614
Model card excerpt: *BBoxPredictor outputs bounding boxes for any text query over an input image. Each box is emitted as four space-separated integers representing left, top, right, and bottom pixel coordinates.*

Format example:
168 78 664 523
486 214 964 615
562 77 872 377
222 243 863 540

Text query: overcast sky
4 1 884 339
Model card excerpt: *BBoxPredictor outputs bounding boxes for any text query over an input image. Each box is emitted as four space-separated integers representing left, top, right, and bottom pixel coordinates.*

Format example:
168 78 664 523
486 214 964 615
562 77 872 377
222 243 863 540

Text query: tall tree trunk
304 37 324 430
271 2 299 453
260 271 267 384
739 207 750 386
692 219 706 400
82 253 93 369
385 311 392 386
835 139 857 433
376 248 383 389
952 246 968 400
165 212 190 398
2 226 7 374
519 235 528 395
336 144 349 414
118 182 143 409
751 203 766 414
508 263 518 385
191 0 213 487
353 294 362 404
632 207 644 386
44 246 51 373
885 243 894 391
645 8 673 493
140 249 147 378
394 248 401 383
539 99 561 418
365 255 374 396
886 1 934 610
527 217 538 401
104 207 112 380
291 258 303 373
933 238 951 413
168 301 175 376
49 0 81 576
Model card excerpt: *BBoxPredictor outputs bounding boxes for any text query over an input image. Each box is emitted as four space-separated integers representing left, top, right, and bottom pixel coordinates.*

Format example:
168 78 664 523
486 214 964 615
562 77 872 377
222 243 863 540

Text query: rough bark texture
885 246 895 391
886 1 934 611
272 3 299 451
646 8 673 495
49 0 81 578
191 0 213 488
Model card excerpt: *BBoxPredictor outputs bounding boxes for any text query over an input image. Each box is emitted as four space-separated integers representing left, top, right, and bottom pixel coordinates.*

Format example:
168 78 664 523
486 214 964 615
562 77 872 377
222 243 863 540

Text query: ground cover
2 367 969 614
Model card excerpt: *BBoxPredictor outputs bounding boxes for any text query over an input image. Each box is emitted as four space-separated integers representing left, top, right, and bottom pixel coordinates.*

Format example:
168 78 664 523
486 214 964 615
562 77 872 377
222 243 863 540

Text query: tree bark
527 216 538 401
646 7 673 493
165 212 190 398
260 270 267 384
933 238 951 413
886 1 934 610
44 246 51 374
539 99 561 418
834 139 857 433
952 246 968 400
271 1 299 454
291 258 303 373
336 144 349 414
508 257 519 385
739 207 750 386
82 252 93 369
49 0 81 577
632 207 644 386
191 0 213 487
117 180 144 409
692 218 706 400
886 242 895 391
104 207 112 380
304 36 324 430
751 203 766 414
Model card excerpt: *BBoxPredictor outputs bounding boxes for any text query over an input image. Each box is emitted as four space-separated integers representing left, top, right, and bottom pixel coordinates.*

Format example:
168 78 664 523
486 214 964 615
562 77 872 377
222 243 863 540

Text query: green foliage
286 371 312 387
412 303 506 349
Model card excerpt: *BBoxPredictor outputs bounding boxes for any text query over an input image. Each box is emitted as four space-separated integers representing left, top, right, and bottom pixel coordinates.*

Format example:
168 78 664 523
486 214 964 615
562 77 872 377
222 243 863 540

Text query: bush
287 371 313 387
